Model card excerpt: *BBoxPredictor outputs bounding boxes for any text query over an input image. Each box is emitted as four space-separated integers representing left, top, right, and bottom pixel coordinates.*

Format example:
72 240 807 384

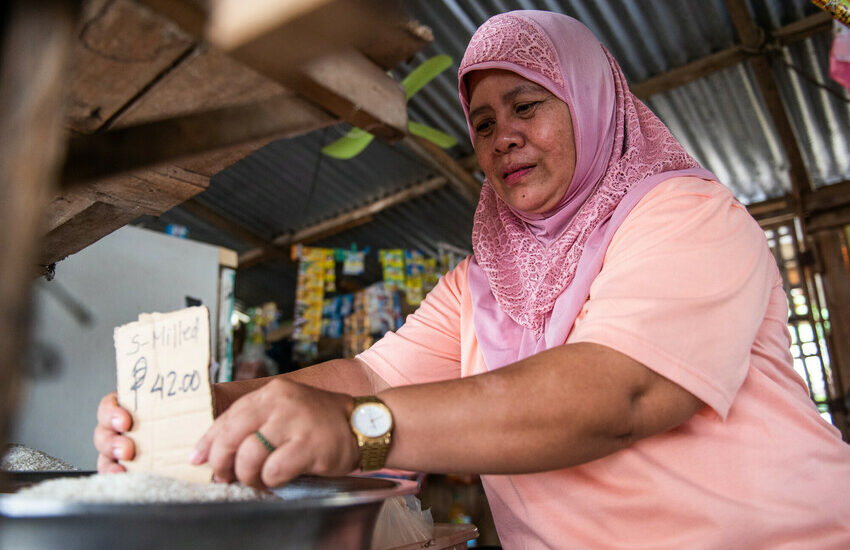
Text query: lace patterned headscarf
461 11 716 369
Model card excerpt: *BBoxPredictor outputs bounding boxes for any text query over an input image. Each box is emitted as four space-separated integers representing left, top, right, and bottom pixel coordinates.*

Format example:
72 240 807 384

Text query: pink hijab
460 11 717 370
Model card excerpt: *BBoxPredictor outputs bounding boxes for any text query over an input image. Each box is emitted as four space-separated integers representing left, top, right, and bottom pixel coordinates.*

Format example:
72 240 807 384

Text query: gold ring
254 430 275 453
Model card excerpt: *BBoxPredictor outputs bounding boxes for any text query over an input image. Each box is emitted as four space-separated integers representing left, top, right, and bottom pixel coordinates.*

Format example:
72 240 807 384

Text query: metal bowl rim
0 476 419 518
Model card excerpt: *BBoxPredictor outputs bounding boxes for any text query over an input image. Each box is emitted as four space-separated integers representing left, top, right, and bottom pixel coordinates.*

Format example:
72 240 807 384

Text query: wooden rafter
630 11 832 98
725 0 815 235
403 136 481 204
237 176 447 269
178 198 269 248
747 180 850 227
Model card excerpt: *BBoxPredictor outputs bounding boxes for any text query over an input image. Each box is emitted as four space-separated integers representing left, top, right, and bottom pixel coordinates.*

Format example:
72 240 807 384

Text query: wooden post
0 0 77 458
812 229 850 439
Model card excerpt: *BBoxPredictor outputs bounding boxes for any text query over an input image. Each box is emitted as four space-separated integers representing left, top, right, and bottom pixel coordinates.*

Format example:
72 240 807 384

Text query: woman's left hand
190 378 359 489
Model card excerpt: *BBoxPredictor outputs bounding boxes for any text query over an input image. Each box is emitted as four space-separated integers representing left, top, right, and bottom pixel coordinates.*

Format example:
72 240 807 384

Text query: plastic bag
370 494 434 550
831 21 850 92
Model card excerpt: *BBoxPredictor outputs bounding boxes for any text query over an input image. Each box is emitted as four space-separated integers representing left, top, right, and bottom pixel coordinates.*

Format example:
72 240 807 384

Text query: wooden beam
631 46 748 98
459 154 481 174
725 0 814 234
239 176 447 269
403 136 481 204
0 0 77 447
812 229 850 436
140 0 431 71
772 11 833 44
211 0 411 142
748 180 850 225
294 49 407 141
46 167 208 233
807 180 850 213
747 196 793 221
39 202 146 266
808 205 850 233
178 198 269 248
358 18 433 70
143 0 416 142
206 0 340 51
630 11 832 99
136 0 206 37
62 93 335 186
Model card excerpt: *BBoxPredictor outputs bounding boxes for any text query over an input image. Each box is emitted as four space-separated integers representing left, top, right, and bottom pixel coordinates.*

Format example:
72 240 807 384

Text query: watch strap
357 432 391 471
351 396 392 471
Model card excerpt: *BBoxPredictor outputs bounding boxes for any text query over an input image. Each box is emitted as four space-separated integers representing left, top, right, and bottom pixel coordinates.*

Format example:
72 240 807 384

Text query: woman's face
467 69 576 214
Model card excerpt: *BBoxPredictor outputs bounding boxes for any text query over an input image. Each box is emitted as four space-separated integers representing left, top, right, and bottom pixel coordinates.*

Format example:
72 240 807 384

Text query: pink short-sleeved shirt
358 177 850 549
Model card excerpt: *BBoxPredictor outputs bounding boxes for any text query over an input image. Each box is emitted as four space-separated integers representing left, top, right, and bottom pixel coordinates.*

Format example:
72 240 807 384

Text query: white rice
1 444 77 472
7 472 277 503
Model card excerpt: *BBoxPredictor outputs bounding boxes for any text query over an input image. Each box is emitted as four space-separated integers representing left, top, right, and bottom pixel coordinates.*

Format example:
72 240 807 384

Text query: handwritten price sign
114 306 214 483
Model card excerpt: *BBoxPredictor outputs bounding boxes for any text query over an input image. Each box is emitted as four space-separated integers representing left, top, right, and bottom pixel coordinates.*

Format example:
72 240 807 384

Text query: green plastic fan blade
321 127 375 159
401 54 453 99
408 121 458 149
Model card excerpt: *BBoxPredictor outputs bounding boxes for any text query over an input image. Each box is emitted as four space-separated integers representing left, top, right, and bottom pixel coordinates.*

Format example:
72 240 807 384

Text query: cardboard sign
114 306 214 483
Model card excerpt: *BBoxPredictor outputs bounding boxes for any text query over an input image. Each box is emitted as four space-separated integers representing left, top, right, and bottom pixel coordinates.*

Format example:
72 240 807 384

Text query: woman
95 11 850 548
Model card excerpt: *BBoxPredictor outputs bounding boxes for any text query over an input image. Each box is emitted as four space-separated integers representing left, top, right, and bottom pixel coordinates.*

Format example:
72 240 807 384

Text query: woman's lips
502 164 535 185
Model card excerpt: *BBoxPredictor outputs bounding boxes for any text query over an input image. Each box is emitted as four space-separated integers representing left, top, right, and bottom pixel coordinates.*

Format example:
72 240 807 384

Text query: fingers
94 392 135 473
97 392 132 433
191 379 357 487
262 442 312 488
233 429 279 489
192 398 266 482
97 453 126 474
93 425 135 460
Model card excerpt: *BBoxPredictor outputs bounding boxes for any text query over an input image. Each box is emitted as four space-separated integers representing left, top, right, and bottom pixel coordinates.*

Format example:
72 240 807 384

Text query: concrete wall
11 226 223 469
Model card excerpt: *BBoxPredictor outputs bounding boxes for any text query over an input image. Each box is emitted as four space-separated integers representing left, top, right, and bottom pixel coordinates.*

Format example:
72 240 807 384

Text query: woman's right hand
93 392 134 473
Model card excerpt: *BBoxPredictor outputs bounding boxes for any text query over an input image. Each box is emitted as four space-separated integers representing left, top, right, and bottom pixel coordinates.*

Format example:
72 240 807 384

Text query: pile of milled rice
8 472 277 503
1 444 77 472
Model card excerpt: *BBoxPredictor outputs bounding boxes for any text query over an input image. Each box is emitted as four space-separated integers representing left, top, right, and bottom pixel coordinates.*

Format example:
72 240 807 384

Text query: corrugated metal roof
139 0 850 313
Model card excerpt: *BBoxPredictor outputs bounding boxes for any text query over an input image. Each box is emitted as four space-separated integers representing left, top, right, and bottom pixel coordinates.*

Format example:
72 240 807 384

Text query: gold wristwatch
349 396 393 471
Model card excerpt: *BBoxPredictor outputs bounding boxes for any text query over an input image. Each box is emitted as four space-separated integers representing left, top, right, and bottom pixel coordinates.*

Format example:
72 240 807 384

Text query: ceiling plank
238 176 447 269
67 0 196 134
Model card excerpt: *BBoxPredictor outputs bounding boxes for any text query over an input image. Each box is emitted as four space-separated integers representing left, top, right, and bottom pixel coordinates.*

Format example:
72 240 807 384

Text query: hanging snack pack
342 249 366 276
423 257 439 294
404 250 425 306
379 249 406 291
293 247 335 362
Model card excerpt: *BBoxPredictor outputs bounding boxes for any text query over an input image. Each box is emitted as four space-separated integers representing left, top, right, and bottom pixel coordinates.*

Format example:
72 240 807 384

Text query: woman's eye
516 102 539 114
475 120 493 134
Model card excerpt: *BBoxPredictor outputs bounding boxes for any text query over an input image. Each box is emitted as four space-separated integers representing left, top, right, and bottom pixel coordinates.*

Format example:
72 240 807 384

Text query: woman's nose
494 124 524 153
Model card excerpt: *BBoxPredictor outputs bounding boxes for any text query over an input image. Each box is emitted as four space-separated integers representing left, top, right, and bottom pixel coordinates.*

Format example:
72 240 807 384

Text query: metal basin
0 472 418 550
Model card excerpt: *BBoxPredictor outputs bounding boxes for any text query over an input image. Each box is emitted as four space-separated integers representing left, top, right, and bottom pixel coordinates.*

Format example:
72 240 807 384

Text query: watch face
352 403 392 438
